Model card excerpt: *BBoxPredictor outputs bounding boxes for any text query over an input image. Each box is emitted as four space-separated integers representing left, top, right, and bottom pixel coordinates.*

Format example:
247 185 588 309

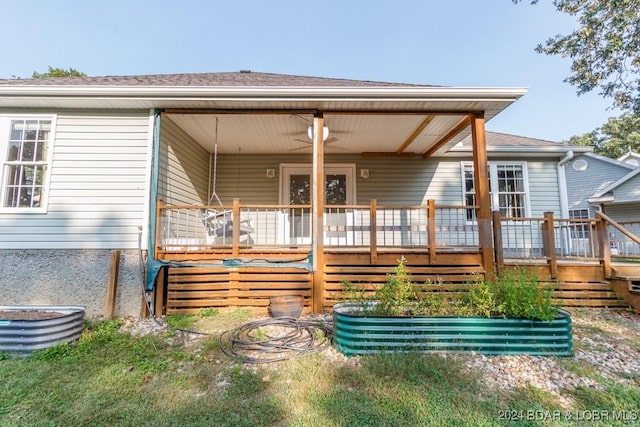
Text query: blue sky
1 0 619 142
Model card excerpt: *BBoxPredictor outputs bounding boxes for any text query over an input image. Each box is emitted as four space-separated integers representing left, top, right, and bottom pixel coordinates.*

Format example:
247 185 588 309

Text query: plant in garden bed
341 257 559 321
334 259 571 356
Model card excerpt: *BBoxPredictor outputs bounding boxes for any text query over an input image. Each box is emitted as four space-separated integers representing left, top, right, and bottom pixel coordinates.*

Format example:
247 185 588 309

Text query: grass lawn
0 309 639 426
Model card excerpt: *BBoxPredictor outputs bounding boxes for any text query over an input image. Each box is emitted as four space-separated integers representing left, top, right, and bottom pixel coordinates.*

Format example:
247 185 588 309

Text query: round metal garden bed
0 306 85 356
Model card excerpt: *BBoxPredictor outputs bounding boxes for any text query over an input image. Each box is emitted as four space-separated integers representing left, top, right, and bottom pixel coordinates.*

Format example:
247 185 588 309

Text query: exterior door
280 164 355 244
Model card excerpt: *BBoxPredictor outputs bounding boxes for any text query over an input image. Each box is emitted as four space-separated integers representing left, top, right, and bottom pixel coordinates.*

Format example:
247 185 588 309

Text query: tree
567 112 640 158
516 0 640 112
32 66 86 78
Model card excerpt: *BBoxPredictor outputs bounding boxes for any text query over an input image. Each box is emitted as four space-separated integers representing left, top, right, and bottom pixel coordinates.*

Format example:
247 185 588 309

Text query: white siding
0 110 151 249
158 116 209 205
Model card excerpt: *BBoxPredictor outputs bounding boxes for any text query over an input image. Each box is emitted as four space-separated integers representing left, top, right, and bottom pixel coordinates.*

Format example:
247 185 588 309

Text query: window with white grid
569 208 590 238
1 117 54 210
463 162 529 221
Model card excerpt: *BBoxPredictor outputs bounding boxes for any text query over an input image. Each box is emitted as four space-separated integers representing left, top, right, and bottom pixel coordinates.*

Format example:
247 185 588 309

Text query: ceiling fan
286 114 351 151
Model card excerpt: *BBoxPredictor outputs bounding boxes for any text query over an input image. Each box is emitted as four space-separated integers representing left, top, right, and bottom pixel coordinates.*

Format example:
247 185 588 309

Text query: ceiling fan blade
293 137 339 144
288 145 312 151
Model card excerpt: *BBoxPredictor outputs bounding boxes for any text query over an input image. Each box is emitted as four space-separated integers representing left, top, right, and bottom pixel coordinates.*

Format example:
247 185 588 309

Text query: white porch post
312 112 325 313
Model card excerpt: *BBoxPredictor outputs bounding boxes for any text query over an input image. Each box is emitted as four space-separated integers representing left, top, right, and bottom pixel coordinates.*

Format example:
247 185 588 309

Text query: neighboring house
0 71 610 316
617 149 640 167
565 152 640 256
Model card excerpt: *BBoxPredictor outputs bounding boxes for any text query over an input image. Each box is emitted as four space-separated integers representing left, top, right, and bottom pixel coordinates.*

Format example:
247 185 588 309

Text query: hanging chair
200 208 254 245
200 118 254 245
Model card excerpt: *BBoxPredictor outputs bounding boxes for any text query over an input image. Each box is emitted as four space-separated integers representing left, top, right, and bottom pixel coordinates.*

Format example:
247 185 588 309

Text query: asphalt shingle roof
0 71 432 87
460 131 564 147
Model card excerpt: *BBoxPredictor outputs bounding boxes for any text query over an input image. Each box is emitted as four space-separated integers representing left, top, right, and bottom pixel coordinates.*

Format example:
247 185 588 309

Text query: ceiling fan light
307 125 330 141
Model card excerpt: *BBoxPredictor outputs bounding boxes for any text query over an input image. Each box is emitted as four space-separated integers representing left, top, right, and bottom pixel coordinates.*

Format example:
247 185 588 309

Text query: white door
280 164 355 245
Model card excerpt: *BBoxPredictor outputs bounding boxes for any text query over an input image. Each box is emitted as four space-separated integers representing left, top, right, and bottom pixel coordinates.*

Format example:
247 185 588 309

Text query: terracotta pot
269 295 303 318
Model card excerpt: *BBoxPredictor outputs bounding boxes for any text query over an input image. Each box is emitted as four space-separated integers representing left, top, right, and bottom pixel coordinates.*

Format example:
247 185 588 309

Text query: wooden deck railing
155 199 478 257
157 199 640 275
604 217 640 259
494 210 640 278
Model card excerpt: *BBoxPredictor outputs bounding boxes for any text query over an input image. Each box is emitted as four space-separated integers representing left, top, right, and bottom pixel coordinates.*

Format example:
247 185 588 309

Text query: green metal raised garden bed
332 302 572 357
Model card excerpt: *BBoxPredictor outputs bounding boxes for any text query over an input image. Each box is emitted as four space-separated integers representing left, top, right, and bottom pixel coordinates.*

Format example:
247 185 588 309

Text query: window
569 208 590 239
463 162 529 221
0 117 54 210
568 209 589 219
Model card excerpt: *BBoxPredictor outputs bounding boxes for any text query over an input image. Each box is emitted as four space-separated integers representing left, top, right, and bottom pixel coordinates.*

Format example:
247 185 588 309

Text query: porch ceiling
167 112 481 155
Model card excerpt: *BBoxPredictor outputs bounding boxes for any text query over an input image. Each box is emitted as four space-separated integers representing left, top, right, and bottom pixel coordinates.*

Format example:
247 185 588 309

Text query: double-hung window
568 208 590 239
463 162 529 221
0 116 55 211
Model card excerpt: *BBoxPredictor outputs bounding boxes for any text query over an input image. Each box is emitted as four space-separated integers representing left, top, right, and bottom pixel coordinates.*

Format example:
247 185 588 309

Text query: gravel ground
120 308 640 407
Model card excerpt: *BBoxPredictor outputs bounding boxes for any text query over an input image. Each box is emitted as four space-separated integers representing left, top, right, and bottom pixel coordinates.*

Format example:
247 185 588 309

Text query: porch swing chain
208 117 223 207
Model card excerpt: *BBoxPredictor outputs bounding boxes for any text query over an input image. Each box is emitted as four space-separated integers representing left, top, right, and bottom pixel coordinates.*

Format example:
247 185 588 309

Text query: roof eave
0 85 528 111
0 85 528 98
446 145 590 156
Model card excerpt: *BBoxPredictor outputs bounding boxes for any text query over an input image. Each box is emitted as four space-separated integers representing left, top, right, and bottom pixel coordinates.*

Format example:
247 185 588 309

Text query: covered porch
143 76 636 315
150 101 506 314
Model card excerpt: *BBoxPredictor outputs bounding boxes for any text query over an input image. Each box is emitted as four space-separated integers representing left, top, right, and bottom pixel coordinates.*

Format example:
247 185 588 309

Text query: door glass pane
325 174 347 205
289 174 311 239
289 174 310 204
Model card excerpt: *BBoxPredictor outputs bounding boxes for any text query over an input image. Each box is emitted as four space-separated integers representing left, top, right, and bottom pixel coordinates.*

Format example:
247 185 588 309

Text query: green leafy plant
374 257 418 316
466 269 558 321
199 308 219 317
342 259 559 320
165 313 198 330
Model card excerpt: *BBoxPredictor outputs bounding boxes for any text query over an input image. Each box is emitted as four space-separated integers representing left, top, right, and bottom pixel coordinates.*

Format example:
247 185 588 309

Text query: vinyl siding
606 203 640 222
565 155 631 210
206 154 560 214
212 154 442 206
0 110 151 249
158 116 209 205
526 158 561 216
612 173 640 204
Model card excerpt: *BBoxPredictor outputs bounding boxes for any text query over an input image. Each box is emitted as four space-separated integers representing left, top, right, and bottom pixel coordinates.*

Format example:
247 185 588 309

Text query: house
0 71 632 317
565 152 640 257
618 149 640 167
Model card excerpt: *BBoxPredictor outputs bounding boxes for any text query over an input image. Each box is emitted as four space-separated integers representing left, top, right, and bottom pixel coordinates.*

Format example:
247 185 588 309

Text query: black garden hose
219 317 333 364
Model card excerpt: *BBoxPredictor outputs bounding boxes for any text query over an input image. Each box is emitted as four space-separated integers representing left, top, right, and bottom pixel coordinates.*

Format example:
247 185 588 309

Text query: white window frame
568 208 591 239
0 115 56 213
461 161 531 222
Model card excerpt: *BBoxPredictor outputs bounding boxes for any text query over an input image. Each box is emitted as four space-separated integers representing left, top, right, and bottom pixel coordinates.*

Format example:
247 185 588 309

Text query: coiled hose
219 317 333 364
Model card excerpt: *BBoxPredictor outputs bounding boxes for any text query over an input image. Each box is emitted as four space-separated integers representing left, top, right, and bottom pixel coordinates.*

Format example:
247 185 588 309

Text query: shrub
373 257 418 316
342 259 559 320
466 269 558 321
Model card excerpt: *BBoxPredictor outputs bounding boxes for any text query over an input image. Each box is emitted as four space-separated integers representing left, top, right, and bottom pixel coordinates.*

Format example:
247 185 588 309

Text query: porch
153 200 640 314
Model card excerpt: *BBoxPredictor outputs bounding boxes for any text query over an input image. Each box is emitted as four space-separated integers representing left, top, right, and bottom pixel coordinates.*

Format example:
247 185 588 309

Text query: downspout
557 150 573 256
557 150 573 218
146 110 163 291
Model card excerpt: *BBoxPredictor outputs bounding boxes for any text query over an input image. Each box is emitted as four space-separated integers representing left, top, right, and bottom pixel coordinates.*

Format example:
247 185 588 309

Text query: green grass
1 311 638 426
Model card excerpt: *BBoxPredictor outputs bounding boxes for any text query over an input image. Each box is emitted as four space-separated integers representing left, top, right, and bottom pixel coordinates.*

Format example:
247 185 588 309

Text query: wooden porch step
607 278 640 310
554 281 629 308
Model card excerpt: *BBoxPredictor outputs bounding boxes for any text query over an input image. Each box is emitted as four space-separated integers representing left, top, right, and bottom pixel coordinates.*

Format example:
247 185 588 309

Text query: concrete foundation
0 249 145 318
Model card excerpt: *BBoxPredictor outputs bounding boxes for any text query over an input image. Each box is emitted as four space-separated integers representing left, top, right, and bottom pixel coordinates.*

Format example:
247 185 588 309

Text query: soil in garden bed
0 310 65 321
